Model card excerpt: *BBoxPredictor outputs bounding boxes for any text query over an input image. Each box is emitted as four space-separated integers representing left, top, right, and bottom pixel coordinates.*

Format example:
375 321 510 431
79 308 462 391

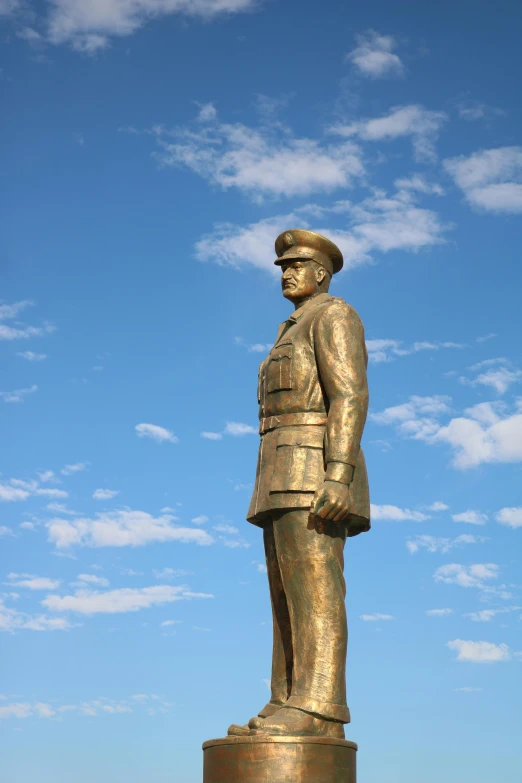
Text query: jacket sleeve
314 301 369 476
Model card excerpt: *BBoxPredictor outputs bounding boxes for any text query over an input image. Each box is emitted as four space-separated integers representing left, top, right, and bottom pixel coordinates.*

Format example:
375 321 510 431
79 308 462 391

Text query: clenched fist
311 480 351 523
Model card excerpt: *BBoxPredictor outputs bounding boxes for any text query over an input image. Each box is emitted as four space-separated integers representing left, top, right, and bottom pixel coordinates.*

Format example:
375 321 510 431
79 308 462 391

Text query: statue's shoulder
318 296 362 324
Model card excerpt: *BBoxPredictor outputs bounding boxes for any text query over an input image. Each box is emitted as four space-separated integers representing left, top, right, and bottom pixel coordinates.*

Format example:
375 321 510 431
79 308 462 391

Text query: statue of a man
228 229 370 740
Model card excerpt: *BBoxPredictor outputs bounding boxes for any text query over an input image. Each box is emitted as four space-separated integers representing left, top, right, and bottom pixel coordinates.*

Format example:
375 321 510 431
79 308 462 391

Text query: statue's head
274 229 343 303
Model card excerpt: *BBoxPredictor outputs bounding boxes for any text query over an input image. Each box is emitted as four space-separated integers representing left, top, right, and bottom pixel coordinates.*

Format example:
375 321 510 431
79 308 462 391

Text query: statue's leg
253 509 349 737
264 516 293 706
228 517 289 736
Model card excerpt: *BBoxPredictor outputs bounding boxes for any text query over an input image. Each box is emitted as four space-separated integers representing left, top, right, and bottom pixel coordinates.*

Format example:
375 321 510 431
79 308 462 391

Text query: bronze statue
227 229 371 741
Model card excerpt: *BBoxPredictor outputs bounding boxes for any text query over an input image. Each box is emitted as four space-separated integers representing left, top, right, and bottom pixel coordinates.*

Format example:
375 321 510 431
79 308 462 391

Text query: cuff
325 461 354 485
286 694 351 723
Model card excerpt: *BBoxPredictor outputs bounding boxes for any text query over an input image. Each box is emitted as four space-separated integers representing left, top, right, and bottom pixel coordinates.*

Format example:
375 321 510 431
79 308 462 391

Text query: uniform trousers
263 508 350 724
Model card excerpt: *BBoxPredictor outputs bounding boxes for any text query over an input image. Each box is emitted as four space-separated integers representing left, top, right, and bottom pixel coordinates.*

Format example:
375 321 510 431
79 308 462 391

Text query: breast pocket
270 428 325 493
266 342 293 393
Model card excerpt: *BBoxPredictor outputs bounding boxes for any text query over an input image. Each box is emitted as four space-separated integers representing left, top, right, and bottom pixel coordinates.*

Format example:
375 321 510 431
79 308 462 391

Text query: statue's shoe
227 701 283 736
249 706 345 739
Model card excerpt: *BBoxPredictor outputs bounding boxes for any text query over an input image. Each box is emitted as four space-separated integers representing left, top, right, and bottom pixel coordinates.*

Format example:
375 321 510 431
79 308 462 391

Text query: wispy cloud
451 510 488 526
0 300 55 341
0 385 38 403
366 338 464 364
495 507 522 529
446 639 512 663
41 585 213 615
196 187 447 276
330 104 447 162
0 599 73 633
20 0 263 53
434 563 501 590
16 351 47 361
444 146 522 213
407 534 487 554
371 396 522 469
92 489 119 501
360 613 395 621
426 608 453 616
135 423 178 443
346 29 404 79
61 462 88 476
142 107 364 201
201 421 256 439
46 509 215 548
370 504 429 521
6 574 61 591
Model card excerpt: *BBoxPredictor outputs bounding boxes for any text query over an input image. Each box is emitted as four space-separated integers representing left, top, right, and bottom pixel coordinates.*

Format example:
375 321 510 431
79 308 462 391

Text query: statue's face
280 259 324 301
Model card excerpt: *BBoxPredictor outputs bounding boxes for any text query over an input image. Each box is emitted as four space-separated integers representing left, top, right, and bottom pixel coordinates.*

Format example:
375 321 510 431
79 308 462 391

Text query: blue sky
1 1 522 781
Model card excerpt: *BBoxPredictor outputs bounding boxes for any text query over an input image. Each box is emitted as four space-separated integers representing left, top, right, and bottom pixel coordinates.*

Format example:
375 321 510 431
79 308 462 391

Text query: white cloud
135 423 178 443
0 526 14 536
465 608 514 623
61 462 88 476
42 585 213 615
153 567 191 580
456 99 505 122
495 507 522 530
435 399 522 468
330 104 447 163
360 613 395 621
0 484 30 502
6 575 61 591
37 470 56 483
0 0 21 17
444 146 522 213
366 338 463 363
92 488 120 501
201 431 223 440
16 351 47 361
196 187 447 276
371 504 429 522
224 421 257 436
434 563 500 589
46 509 214 548
406 534 487 554
394 174 445 196
470 366 522 395
0 694 167 719
151 109 364 200
0 385 38 403
447 639 511 663
0 599 73 632
44 0 260 52
235 337 271 353
75 574 110 587
214 523 239 534
372 396 522 469
426 608 453 616
191 515 209 525
476 333 497 343
455 687 482 692
427 501 449 512
0 300 55 341
452 510 488 526
346 29 404 79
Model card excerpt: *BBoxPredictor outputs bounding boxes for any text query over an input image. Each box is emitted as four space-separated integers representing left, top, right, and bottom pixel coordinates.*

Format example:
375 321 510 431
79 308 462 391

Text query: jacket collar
287 293 332 324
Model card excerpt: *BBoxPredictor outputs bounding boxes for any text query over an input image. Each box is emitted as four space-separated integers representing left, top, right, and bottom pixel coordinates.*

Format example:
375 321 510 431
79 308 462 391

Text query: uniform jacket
247 293 370 535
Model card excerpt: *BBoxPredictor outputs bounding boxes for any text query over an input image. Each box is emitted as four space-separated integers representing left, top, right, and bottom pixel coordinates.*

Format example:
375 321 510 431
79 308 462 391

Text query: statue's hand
311 480 351 523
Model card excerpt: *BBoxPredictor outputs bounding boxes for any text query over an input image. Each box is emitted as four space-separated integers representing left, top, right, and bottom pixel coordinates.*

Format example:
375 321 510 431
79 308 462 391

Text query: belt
259 412 327 435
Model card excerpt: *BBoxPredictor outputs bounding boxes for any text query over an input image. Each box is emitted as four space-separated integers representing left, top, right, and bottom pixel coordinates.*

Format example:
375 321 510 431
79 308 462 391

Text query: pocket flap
271 342 293 360
277 428 324 449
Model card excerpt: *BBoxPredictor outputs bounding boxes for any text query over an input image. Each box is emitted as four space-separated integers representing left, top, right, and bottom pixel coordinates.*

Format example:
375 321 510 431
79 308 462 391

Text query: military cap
274 229 343 275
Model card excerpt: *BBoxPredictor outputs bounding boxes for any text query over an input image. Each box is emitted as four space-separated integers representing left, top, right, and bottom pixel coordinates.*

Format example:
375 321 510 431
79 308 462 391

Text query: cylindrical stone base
202 735 357 783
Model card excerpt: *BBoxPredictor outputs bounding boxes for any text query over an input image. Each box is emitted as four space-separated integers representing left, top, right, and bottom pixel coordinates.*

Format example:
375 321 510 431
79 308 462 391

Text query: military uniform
246 230 370 727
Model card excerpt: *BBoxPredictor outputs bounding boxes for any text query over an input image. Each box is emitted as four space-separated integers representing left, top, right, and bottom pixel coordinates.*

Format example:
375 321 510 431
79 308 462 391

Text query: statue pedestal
202 735 357 783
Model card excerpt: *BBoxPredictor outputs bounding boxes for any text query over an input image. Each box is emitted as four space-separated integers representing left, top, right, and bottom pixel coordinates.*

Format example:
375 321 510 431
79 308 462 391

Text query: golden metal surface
210 230 370 757
203 736 357 783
